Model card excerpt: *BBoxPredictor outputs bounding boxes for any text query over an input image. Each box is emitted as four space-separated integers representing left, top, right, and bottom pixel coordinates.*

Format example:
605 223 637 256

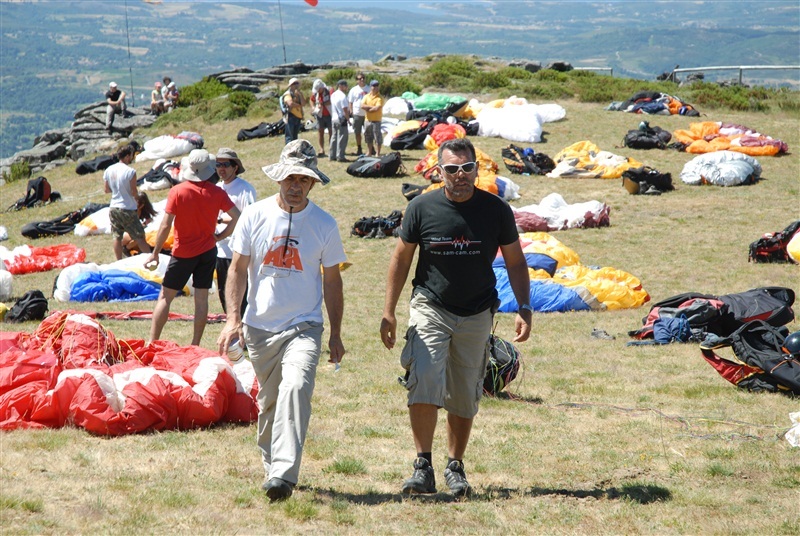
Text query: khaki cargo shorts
399 293 492 419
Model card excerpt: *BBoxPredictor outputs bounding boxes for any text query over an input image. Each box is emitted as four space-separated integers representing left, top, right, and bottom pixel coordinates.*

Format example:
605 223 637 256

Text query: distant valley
1 0 798 158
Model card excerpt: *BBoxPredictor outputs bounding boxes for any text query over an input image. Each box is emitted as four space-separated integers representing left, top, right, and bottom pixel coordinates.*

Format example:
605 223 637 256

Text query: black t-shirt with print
399 187 518 316
106 89 122 102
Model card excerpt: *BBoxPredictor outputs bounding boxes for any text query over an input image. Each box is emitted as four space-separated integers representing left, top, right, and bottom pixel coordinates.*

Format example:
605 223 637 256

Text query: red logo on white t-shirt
262 235 303 271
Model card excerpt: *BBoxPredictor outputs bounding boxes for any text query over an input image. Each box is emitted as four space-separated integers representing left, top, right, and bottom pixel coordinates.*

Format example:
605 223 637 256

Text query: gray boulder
14 140 68 163
34 128 69 146
229 84 261 93
545 61 573 72
254 90 278 101
509 60 542 73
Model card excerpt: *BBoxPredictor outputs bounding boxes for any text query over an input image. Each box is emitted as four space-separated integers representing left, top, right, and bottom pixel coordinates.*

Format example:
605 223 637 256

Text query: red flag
304 0 318 5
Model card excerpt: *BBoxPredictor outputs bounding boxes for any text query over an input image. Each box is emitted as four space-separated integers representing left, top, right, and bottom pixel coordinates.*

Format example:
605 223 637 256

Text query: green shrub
324 68 356 87
498 66 534 80
202 98 247 123
246 97 279 120
153 92 253 126
362 74 422 98
533 69 568 83
773 88 800 113
426 56 475 79
153 107 195 128
572 74 616 103
516 82 573 101
421 70 454 89
179 77 230 107
471 71 510 91
3 160 31 184
384 76 422 97
227 91 256 116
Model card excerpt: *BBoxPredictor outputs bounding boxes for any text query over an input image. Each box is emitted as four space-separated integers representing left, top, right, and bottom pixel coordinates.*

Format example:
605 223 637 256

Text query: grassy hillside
1 70 799 533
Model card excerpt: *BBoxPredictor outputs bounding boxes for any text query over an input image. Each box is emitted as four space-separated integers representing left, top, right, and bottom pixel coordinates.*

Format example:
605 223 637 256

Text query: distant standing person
347 73 368 156
282 78 305 144
329 79 351 162
214 147 256 314
217 139 346 503
362 80 384 157
161 77 176 112
105 82 127 131
310 79 332 156
379 138 532 498
164 81 179 111
145 149 240 347
150 81 165 115
104 144 150 260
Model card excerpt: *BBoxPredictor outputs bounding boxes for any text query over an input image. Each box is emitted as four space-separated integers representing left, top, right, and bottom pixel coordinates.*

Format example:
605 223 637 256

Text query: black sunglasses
440 162 477 175
216 161 234 168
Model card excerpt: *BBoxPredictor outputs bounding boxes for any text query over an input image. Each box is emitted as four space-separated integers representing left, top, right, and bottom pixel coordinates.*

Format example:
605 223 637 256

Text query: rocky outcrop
208 62 334 94
0 102 157 177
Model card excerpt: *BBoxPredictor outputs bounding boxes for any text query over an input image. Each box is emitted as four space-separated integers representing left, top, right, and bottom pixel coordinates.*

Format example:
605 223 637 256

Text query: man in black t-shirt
380 138 533 498
105 81 127 131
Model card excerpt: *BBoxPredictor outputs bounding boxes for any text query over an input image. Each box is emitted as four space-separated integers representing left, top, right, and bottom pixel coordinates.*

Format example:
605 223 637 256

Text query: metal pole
124 0 135 106
277 0 287 64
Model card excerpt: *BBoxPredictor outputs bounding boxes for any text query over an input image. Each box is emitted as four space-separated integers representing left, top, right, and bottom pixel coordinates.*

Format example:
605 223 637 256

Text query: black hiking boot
262 477 293 502
444 460 473 498
401 457 436 494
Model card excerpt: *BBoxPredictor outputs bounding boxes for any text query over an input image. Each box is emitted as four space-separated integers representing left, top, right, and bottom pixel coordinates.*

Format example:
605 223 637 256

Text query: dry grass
1 96 799 534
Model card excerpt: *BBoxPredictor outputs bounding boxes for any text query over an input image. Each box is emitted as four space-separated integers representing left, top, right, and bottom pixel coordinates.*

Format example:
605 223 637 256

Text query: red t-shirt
165 181 234 258
311 89 331 116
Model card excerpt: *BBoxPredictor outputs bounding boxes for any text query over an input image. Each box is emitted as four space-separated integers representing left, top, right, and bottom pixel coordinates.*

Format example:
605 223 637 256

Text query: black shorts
162 247 217 291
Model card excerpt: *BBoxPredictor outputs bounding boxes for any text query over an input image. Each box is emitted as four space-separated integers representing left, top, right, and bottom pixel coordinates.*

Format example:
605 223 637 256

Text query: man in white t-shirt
217 139 346 503
103 143 150 259
214 147 257 314
347 73 367 156
329 79 351 162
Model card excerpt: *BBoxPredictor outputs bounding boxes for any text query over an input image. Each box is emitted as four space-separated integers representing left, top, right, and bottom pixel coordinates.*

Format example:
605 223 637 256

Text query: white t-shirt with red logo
230 194 346 332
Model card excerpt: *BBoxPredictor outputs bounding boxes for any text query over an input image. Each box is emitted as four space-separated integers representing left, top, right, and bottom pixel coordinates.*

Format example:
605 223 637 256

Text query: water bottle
227 338 244 364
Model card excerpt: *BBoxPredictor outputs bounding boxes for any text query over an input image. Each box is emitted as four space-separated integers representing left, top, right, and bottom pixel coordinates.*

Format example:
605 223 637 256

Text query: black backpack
21 202 108 239
5 290 48 323
484 335 521 395
346 153 404 178
6 177 60 212
629 287 795 341
700 320 800 396
75 155 117 175
622 122 672 150
237 119 285 141
748 220 800 263
351 210 403 238
389 127 431 150
501 144 555 175
621 167 674 195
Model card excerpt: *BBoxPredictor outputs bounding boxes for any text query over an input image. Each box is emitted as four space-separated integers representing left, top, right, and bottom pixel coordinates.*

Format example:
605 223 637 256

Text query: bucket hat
180 149 217 182
262 139 330 185
215 147 246 174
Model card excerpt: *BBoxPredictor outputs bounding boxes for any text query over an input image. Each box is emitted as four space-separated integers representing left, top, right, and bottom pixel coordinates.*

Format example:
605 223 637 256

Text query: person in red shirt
145 149 240 346
309 79 332 157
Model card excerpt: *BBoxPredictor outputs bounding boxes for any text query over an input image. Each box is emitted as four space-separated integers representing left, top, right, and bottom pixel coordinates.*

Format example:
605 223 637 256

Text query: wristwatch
518 303 534 314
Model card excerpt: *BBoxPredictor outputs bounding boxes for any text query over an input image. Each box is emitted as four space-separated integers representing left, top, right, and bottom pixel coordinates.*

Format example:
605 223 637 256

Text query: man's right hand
380 314 397 350
144 253 158 270
217 322 244 356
